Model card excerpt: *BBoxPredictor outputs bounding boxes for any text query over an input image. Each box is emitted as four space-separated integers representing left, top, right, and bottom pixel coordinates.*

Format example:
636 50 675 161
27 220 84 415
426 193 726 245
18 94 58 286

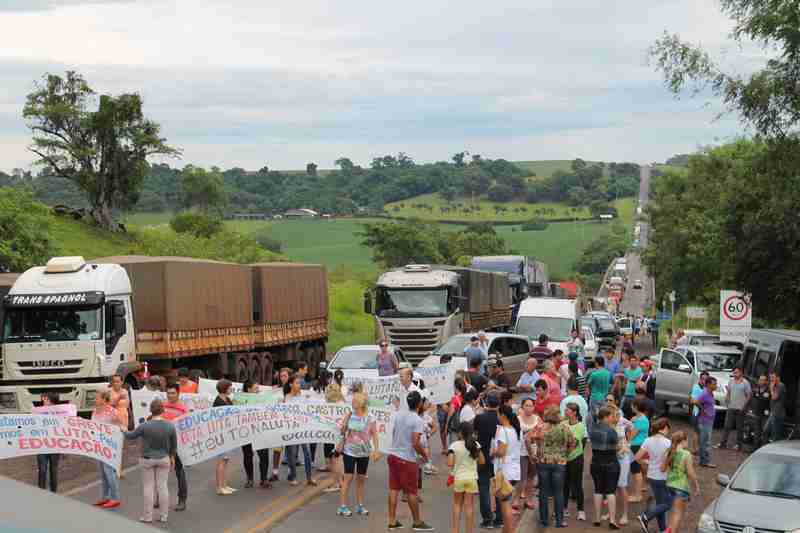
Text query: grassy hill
513 160 602 179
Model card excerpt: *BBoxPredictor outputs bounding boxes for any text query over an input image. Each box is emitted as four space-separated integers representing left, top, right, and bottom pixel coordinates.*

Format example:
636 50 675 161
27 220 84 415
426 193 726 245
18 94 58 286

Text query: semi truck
364 264 512 364
0 256 328 414
470 256 550 302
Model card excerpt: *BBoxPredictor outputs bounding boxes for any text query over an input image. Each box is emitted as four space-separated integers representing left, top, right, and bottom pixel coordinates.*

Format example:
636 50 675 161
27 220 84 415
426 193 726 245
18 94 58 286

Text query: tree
359 220 445 268
181 165 227 214
169 212 223 238
22 71 179 230
0 188 55 271
487 183 514 202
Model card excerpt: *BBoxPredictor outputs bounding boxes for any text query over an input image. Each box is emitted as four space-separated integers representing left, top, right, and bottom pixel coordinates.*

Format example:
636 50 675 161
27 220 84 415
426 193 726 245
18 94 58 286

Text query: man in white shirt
394 368 419 412
515 358 541 400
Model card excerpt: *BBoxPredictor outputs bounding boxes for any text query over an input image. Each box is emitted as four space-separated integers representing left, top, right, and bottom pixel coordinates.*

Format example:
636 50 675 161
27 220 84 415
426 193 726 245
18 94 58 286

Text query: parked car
654 344 743 420
419 333 532 384
617 317 633 339
593 315 619 348
323 344 414 379
581 326 598 361
699 441 800 533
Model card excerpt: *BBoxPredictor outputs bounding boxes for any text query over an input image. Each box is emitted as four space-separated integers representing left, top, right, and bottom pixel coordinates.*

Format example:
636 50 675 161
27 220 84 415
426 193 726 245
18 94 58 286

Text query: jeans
721 409 746 447
588 398 604 433
478 465 500 524
141 456 170 522
99 462 120 501
643 478 673 531
37 454 59 492
564 456 584 512
698 421 713 466
538 463 566 526
242 444 270 482
175 454 187 503
765 415 785 442
286 444 313 481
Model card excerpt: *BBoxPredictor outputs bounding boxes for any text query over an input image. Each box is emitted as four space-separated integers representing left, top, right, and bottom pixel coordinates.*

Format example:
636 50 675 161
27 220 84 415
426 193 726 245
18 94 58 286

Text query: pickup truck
654 344 743 422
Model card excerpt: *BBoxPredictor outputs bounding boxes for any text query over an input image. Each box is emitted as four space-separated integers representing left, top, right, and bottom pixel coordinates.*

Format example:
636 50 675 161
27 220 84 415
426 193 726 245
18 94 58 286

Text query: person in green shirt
587 356 611 432
621 355 643 418
563 403 587 521
663 431 700 533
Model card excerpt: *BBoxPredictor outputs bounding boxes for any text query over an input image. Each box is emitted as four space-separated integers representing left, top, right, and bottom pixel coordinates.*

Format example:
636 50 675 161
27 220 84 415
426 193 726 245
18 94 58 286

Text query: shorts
630 445 642 474
590 460 620 496
437 408 448 429
453 478 479 494
323 443 336 459
343 454 370 476
388 455 419 495
670 487 690 501
617 454 631 488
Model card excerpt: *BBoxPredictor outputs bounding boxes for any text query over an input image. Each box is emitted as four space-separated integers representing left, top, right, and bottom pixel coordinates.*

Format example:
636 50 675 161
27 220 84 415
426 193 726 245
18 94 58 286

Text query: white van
514 298 578 354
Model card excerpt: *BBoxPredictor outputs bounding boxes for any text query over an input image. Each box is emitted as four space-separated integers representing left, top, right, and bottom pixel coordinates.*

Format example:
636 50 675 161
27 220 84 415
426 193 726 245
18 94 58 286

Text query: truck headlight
697 512 717 532
84 390 97 408
0 392 18 410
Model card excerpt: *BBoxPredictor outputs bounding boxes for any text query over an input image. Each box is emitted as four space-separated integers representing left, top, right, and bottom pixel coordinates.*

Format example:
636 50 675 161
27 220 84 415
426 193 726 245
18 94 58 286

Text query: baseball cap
470 336 479 342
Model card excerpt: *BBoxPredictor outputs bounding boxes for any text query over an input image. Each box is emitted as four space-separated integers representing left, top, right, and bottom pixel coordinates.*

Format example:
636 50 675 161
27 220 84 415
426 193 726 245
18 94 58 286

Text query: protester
628 399 649 504
36 392 62 493
239 380 272 489
337 391 380 517
765 371 786 442
516 358 541 400
284 374 317 486
693 377 717 468
377 339 400 376
212 379 236 495
447 378 468 444
488 358 512 392
387 390 433 531
464 336 486 371
531 334 553 360
532 405 574 528
270 367 292 482
533 379 553 417
589 406 620 529
416 397 432 503
449 421 484 533
145 375 163 392
124 398 177 525
634 418 672 533
566 328 584 356
569 358 587 397
491 404 522 533
622 355 642 418
717 367 751 451
752 374 771 447
177 367 198 393
604 349 620 380
465 357 489 395
649 318 659 349
109 374 130 477
324 382 346 488
587 356 611 432
297 362 311 389
513 397 541 512
474 393 501 529
664 431 701 533
560 377 588 422
563 402 587 522
478 331 490 358
92 389 121 509
610 405 632 527
542 360 563 405
163 383 188 511
460 388 479 424
689 371 709 452
666 328 675 348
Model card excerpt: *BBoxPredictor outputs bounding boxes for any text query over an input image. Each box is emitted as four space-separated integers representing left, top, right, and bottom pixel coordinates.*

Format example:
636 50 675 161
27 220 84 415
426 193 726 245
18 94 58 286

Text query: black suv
591 314 619 348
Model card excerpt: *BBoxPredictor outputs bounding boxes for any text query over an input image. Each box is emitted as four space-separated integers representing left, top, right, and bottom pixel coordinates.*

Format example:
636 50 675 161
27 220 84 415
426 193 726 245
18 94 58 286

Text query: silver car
699 441 800 533
419 333 532 384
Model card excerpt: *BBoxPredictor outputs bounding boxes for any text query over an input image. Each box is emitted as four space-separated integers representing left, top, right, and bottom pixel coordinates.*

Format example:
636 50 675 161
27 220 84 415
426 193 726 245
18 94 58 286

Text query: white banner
32 404 77 417
175 403 394 467
341 363 455 406
0 414 123 470
720 290 752 342
130 389 215 428
197 378 244 396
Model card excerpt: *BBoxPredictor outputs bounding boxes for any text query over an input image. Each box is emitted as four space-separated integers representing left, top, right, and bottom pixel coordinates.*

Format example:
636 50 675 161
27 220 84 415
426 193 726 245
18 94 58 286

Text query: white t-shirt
492 425 521 481
396 383 420 412
460 404 476 424
641 435 672 481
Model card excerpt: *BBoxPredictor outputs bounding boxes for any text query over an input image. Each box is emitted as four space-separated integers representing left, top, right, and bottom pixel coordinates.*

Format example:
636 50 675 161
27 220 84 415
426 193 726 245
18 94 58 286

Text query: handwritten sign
0 414 123 470
341 363 455 405
197 378 244 396
175 403 394 466
414 364 456 404
32 404 77 417
130 389 214 428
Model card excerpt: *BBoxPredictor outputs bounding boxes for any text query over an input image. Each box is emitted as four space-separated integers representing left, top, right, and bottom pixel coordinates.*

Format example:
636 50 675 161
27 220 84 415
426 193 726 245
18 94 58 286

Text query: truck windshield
516 317 573 342
377 289 448 318
3 307 102 342
696 352 741 372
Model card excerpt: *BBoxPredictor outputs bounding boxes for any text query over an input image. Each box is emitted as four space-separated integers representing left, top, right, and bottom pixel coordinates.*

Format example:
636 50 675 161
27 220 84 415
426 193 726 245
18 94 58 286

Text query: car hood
714 489 800 530
418 355 467 370
710 371 731 404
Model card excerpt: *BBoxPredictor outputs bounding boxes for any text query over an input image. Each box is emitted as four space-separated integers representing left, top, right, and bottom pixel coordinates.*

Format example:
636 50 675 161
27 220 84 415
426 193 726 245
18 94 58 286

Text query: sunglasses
379 344 388 348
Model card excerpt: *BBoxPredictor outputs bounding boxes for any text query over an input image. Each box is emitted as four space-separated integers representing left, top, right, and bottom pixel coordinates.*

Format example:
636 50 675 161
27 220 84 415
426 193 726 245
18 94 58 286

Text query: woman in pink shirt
92 390 122 509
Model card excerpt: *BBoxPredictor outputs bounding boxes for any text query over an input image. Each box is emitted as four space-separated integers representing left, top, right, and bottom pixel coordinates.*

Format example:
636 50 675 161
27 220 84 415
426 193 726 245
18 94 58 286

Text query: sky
0 0 763 171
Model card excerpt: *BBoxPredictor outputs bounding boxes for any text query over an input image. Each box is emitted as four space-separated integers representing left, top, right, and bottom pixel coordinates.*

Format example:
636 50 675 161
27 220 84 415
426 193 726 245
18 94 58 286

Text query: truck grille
386 327 440 365
717 521 784 533
16 359 84 376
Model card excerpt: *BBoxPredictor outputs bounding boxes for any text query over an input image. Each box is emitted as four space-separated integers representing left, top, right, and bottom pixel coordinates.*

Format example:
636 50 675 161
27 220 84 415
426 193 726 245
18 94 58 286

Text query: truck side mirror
363 292 372 315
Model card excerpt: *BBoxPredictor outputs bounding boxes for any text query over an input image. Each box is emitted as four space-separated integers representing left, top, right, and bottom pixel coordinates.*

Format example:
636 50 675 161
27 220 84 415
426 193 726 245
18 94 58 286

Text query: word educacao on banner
0 414 123 470
175 403 394 467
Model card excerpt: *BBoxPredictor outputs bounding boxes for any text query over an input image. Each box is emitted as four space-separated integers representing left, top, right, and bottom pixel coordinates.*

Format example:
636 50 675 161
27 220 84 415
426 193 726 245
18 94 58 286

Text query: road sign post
720 290 752 342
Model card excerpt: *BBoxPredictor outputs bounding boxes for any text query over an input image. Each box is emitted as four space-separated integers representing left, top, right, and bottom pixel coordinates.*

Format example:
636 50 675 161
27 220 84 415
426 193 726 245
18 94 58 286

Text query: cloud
0 0 134 12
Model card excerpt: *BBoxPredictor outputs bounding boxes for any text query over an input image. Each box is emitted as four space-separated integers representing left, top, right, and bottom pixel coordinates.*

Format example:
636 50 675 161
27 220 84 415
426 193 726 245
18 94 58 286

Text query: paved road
620 165 652 317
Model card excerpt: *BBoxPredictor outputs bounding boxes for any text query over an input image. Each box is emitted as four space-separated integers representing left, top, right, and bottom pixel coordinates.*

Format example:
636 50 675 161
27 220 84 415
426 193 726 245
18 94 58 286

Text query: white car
617 317 633 338
581 326 598 360
633 279 643 289
323 344 414 378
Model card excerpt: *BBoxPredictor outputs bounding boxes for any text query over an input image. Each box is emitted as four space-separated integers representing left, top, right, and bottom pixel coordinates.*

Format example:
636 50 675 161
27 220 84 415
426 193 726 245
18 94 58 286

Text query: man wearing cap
487 358 512 392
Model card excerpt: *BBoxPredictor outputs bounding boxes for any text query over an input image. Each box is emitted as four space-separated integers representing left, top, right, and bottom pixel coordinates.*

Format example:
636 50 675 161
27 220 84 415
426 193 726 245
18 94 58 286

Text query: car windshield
377 289 448 318
696 352 741 372
618 318 631 328
730 453 800 499
580 318 596 332
3 307 102 342
598 318 616 331
332 348 383 369
433 336 471 357
690 335 719 345
516 317 573 342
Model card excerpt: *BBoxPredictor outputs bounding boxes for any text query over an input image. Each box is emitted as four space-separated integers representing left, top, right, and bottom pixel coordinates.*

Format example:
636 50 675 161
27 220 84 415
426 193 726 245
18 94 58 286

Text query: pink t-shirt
343 413 378 458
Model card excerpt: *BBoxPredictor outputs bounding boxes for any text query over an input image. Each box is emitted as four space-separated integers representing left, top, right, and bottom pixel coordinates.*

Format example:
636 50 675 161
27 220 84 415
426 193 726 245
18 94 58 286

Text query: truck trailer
365 264 512 364
470 256 550 302
0 256 328 414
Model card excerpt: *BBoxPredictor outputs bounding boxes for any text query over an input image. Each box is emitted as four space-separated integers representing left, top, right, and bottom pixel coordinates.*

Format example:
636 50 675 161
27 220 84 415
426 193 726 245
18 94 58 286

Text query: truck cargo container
0 256 327 414
470 256 550 303
365 264 512 364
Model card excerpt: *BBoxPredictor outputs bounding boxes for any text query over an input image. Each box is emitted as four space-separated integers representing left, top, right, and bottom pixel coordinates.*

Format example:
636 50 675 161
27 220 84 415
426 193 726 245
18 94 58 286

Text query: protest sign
175 403 394 466
197 377 244 396
130 389 214 428
32 404 77 417
233 389 283 406
0 414 123 470
341 363 455 406
414 364 456 404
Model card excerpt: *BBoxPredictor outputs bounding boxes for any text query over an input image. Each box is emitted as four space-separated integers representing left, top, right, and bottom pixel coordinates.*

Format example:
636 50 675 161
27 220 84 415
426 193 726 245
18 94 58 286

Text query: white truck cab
514 297 578 354
0 257 135 414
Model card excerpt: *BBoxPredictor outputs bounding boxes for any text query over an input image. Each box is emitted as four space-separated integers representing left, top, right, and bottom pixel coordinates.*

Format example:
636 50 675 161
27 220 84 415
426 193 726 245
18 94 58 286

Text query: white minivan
514 298 579 354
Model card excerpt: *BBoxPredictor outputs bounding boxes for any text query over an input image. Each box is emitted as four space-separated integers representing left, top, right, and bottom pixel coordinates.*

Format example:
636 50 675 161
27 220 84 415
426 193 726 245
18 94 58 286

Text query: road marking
241 478 334 533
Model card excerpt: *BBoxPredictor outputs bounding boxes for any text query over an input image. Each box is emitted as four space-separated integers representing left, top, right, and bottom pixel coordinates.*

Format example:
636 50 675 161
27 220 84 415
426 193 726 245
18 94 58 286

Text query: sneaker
388 522 404 530
578 511 587 521
216 487 233 496
412 522 435 531
269 473 279 482
337 505 353 517
356 504 369 515
139 517 153 524
175 501 186 512
244 480 254 488
714 443 727 449
479 520 495 529
637 514 649 533
93 500 109 507
101 500 121 509
225 486 237 493
289 480 300 486
601 513 610 521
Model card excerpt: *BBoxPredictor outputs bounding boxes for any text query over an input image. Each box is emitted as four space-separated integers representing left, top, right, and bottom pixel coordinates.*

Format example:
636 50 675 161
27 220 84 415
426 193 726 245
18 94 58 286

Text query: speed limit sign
720 290 752 341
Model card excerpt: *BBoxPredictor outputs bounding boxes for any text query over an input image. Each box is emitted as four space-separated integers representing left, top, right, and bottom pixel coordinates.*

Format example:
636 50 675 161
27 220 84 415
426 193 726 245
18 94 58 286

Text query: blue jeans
643 478 672 531
286 444 313 481
765 415 785 442
698 421 713 466
588 398 604 433
99 462 120 501
538 463 566 527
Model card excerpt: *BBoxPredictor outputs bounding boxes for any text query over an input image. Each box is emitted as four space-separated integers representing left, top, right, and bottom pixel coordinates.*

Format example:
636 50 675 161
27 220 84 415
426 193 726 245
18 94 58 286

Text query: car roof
683 330 710 336
337 344 399 351
752 439 800 457
448 333 530 342
685 344 742 354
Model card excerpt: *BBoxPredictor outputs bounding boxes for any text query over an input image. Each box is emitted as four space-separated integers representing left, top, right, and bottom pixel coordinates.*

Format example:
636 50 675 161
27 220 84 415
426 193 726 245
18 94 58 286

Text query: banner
341 363 455 406
175 403 394 466
0 414 123 470
233 389 283 406
130 389 215 428
197 378 244 396
32 404 77 417
414 364 457 404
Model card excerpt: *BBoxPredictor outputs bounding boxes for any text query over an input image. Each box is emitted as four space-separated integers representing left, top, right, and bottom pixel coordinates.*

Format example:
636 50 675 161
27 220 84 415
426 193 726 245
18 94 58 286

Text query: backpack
448 403 463 434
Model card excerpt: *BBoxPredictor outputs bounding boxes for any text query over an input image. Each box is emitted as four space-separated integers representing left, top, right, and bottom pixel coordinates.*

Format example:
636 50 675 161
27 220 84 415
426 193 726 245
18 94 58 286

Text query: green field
513 160 602 179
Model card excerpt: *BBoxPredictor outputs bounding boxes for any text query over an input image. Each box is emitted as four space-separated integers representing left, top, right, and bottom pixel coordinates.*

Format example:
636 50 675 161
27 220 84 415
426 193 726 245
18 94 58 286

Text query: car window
754 350 774 379
509 338 529 355
332 348 379 369
660 350 686 371
730 453 800 498
741 346 757 376
488 338 505 357
684 350 696 368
